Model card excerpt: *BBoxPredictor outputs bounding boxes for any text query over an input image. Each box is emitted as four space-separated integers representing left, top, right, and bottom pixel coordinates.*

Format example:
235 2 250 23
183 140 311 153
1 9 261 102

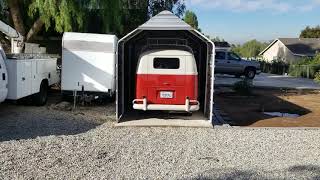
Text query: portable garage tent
117 11 215 122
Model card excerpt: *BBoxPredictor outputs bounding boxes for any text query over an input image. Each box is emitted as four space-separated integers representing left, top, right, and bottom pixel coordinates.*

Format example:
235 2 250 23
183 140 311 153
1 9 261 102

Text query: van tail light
190 101 198 105
133 97 147 105
133 99 144 104
135 101 143 104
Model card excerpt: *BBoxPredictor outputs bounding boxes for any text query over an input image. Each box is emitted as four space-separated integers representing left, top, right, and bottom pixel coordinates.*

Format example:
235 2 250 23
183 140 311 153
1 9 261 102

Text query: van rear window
153 58 180 69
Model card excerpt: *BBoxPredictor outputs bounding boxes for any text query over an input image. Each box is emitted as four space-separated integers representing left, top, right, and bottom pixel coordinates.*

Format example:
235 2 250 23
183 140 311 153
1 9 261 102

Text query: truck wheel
245 68 256 79
33 81 48 106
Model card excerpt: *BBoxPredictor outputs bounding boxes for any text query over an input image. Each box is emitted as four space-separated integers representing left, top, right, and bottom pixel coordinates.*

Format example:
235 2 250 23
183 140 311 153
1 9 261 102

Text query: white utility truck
0 47 59 105
0 21 59 105
61 32 117 101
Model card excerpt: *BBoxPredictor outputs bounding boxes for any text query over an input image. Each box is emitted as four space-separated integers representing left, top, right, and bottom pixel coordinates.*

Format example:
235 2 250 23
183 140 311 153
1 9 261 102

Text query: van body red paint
133 49 199 111
136 74 198 105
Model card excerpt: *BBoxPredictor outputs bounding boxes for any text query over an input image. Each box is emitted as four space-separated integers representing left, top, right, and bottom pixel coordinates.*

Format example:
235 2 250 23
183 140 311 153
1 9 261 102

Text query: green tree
6 0 84 41
27 0 86 41
231 39 268 58
211 36 225 42
5 0 186 43
300 26 320 38
6 0 123 42
7 0 26 36
0 1 8 22
148 0 186 18
85 0 123 34
121 0 148 35
184 10 199 30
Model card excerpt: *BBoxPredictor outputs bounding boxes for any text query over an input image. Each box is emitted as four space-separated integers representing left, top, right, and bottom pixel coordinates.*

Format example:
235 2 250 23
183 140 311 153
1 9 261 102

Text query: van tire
245 67 256 79
33 80 48 106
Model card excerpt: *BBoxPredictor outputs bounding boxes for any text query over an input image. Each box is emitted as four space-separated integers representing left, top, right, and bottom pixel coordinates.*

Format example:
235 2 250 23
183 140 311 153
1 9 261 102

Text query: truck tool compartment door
147 56 186 105
20 61 32 98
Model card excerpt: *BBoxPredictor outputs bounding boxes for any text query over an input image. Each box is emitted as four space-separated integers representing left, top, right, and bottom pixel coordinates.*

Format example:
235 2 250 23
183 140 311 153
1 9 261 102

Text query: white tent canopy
117 11 215 122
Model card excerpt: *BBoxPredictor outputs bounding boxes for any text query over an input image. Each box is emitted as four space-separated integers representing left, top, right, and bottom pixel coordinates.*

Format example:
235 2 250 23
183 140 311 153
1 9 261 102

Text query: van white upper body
136 49 198 75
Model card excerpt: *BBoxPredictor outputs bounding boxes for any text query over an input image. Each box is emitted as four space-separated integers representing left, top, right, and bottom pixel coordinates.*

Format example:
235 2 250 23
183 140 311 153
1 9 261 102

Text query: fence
260 61 320 79
289 64 320 79
260 61 289 75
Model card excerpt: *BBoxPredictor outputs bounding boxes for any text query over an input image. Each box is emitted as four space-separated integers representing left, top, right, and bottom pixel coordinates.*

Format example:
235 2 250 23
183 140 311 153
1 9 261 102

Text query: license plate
160 91 173 99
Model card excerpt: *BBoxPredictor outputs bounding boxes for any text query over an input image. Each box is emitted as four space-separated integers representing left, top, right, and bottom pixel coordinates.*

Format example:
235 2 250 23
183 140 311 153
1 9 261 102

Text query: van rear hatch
145 56 197 105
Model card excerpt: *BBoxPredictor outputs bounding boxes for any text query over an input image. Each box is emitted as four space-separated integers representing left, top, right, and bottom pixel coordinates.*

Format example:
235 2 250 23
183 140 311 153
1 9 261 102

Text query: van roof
140 49 194 57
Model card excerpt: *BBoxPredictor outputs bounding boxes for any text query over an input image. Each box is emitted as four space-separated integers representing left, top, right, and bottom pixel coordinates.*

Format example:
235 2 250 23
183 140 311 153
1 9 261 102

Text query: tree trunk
26 18 44 42
7 0 26 36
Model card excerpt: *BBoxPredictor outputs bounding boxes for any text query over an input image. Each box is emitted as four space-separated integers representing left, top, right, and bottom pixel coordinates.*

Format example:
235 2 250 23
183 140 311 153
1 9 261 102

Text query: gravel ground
1 102 320 179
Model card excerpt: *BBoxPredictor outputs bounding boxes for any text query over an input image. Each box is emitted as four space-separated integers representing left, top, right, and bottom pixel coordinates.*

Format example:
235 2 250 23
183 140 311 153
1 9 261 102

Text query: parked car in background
215 49 261 79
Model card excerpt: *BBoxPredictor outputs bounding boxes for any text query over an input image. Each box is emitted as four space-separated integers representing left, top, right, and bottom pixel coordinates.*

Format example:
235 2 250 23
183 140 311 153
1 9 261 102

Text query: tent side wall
117 30 215 121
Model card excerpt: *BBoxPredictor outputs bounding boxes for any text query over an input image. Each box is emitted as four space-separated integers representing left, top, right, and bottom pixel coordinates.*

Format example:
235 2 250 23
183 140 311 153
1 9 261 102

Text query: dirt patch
215 88 320 127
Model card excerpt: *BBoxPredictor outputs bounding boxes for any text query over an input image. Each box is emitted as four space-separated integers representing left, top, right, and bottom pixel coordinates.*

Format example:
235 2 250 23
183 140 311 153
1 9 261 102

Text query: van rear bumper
133 98 200 112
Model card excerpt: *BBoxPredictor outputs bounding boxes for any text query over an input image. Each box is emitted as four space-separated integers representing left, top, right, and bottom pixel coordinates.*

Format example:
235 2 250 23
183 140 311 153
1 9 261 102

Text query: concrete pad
115 111 213 128
115 119 213 128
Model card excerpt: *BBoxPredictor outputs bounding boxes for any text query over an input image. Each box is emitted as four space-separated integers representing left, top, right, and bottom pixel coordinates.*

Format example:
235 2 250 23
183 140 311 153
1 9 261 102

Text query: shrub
289 64 320 78
260 60 289 75
289 54 320 78
232 79 253 95
315 71 320 84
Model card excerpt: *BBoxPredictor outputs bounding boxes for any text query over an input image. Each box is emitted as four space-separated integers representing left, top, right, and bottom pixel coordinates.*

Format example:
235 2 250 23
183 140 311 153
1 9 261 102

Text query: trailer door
148 56 186 105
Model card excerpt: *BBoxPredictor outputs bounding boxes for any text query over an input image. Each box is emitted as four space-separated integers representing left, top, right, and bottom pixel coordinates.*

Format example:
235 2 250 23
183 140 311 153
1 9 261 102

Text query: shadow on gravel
0 108 103 142
0 95 109 142
190 165 320 179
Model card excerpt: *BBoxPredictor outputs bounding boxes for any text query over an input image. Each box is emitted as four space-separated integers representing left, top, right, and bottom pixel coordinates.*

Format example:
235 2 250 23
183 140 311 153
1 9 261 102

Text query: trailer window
153 58 180 69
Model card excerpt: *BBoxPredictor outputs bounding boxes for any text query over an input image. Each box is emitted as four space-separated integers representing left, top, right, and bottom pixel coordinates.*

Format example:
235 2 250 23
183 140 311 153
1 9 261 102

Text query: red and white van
133 49 199 112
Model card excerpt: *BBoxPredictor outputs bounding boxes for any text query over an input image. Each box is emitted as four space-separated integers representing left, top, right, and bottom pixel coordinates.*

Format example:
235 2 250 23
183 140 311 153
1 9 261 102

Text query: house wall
262 40 301 64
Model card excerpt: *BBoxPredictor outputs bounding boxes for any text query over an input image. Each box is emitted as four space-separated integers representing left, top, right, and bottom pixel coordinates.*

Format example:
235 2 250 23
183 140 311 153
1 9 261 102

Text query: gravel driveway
1 103 320 179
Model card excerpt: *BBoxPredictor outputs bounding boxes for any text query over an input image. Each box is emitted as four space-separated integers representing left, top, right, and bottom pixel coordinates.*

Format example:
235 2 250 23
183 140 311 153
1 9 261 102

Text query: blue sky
186 0 320 44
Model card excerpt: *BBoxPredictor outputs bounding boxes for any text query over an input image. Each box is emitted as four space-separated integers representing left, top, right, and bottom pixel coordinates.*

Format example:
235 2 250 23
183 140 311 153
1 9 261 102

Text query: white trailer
0 46 59 105
61 32 117 100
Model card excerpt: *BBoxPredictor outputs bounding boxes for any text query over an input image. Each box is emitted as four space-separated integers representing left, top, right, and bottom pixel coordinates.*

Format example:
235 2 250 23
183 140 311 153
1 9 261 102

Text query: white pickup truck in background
0 46 59 105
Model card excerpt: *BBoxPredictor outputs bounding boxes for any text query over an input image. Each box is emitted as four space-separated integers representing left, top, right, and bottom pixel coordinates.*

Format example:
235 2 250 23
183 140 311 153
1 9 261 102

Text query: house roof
260 38 320 56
